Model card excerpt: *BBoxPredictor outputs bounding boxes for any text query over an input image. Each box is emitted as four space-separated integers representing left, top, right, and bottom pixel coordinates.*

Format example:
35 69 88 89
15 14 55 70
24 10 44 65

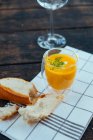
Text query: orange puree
45 54 77 90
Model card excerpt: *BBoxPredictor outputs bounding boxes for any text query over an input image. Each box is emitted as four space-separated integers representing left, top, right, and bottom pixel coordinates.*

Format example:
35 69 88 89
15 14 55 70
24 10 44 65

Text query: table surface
0 0 93 140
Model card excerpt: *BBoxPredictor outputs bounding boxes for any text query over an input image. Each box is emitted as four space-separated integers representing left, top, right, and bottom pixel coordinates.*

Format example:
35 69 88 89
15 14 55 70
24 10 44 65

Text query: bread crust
0 78 38 105
0 85 30 104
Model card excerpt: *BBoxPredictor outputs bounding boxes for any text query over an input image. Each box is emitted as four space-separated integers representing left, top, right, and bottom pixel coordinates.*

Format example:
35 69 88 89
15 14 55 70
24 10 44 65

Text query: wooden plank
0 0 93 10
0 63 40 81
0 28 93 65
0 33 45 65
0 0 38 9
0 6 93 33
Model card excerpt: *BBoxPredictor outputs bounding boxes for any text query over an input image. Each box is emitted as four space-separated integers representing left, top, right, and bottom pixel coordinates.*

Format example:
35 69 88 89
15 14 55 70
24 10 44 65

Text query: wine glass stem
49 9 54 37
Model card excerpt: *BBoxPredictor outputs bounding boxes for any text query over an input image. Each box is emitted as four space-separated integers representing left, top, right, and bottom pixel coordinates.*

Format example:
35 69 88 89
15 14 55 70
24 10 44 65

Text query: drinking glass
41 48 78 93
37 0 68 49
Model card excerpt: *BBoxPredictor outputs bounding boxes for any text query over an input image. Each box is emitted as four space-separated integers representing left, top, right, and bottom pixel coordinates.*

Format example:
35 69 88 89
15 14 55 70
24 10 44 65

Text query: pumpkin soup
45 54 77 90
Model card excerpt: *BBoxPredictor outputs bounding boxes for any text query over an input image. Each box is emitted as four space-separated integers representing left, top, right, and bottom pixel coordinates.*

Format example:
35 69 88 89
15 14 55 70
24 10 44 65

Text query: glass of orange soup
41 48 78 91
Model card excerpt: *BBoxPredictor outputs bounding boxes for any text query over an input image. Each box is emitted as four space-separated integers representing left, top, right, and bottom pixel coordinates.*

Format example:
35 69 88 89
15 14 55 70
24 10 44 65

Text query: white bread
0 78 38 105
19 93 63 123
0 104 19 120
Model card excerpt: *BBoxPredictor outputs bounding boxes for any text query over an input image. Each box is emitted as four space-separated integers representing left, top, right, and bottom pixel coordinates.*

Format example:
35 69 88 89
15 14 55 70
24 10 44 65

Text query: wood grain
0 63 40 80
0 6 93 32
0 28 93 65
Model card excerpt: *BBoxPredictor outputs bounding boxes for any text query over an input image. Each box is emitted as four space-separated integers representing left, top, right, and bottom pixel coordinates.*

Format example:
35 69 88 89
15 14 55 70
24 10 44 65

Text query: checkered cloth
0 46 93 140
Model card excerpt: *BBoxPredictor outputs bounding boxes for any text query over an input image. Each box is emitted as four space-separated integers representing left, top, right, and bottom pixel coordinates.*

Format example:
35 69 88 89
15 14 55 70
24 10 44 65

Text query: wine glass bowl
37 0 68 10
37 0 68 49
41 48 78 92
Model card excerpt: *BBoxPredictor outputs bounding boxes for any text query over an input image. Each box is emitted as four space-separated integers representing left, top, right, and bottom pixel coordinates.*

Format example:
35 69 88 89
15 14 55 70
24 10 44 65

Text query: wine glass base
37 33 66 49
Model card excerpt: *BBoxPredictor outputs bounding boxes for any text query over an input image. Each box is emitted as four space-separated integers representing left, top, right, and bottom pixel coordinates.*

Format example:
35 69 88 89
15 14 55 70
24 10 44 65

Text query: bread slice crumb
0 104 19 120
0 78 38 105
19 93 64 123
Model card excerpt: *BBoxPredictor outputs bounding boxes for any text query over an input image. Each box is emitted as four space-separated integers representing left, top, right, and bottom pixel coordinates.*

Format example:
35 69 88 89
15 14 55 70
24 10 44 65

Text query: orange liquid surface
45 54 77 90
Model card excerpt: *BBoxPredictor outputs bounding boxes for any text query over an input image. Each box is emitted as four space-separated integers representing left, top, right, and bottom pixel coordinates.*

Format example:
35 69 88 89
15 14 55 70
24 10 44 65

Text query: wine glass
41 48 78 93
37 0 68 49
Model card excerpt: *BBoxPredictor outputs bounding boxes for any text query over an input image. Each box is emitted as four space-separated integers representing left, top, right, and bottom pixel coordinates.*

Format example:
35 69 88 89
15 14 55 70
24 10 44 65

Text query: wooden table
0 0 93 139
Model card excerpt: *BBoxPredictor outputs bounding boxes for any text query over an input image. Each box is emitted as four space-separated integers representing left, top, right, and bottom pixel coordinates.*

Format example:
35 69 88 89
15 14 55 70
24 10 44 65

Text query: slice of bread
0 104 19 120
0 78 38 105
19 93 64 123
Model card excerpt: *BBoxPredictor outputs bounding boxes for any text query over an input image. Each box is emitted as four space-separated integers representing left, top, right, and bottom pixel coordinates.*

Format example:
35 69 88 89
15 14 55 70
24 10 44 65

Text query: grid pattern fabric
0 46 93 140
